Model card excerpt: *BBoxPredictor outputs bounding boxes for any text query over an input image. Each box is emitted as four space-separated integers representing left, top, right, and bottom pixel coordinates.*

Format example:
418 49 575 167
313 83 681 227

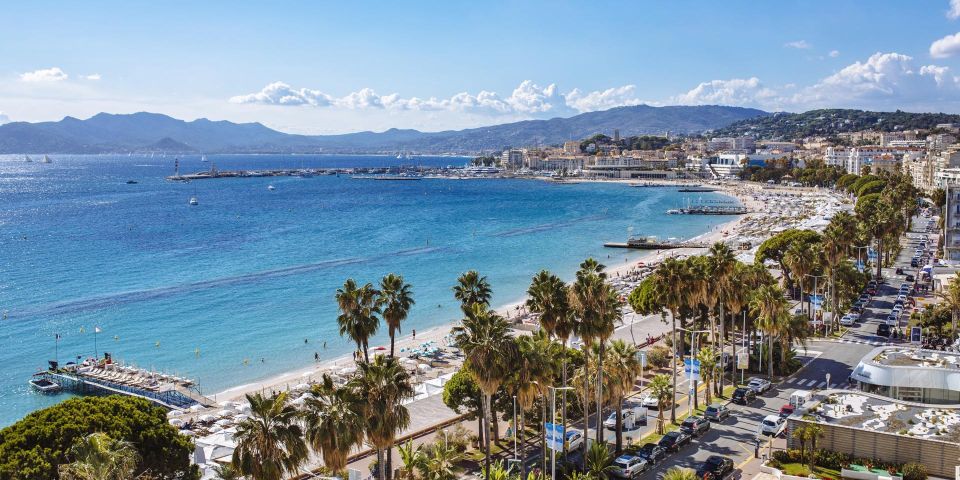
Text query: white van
790 390 812 408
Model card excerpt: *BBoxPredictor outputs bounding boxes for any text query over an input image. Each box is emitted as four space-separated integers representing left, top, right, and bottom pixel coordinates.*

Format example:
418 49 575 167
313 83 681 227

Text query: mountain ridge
0 105 768 154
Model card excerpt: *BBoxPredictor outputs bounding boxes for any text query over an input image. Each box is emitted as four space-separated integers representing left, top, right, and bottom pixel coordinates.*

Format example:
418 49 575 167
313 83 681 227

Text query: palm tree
750 284 789 378
58 433 138 480
603 339 640 453
792 423 809 464
212 463 243 480
652 258 688 424
696 346 718 406
451 303 517 479
356 355 415 480
783 242 817 314
396 440 426 480
708 242 737 392
823 212 856 332
649 374 672 434
513 332 555 474
662 467 698 480
232 392 308 480
302 375 366 477
424 438 463 480
805 424 824 470
380 274 415 357
337 279 382 362
936 271 960 337
453 270 492 313
584 442 615 480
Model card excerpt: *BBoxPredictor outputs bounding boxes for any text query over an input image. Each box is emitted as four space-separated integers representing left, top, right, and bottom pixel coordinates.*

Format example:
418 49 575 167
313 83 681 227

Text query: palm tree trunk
671 312 677 424
595 342 605 444
541 394 548 475
561 355 568 459
615 400 623 453
719 303 726 395
390 330 396 358
581 345 590 459
377 448 386 480
520 409 527 477
484 394 492 480
477 394 485 450
386 448 393 480
732 316 738 387
767 336 774 378
876 238 883 279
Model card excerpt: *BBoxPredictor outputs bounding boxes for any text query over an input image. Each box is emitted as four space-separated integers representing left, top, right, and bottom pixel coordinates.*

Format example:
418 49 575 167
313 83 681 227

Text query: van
789 390 812 408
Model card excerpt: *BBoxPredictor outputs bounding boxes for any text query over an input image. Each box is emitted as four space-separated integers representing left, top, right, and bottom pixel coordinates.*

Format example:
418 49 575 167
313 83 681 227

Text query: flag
95 326 102 333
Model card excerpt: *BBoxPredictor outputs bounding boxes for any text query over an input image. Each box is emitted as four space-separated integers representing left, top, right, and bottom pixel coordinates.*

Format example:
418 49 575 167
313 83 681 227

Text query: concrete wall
786 418 960 478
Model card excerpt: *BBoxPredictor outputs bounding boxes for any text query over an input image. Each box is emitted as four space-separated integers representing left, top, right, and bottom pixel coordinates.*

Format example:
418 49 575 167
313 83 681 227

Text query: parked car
604 410 635 430
564 429 584 451
696 455 735 480
747 377 772 393
703 403 730 422
657 430 692 452
876 323 892 337
732 387 756 404
611 455 648 478
640 394 660 409
680 416 710 436
778 404 795 418
840 314 856 326
906 275 915 282
759 414 787 436
636 443 666 464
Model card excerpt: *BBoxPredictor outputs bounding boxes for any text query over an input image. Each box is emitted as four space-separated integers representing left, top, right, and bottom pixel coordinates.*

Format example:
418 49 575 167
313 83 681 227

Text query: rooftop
871 347 960 370
801 391 960 442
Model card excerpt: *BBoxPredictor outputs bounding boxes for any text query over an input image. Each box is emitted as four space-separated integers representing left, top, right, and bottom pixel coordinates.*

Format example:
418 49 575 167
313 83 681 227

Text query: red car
779 404 795 418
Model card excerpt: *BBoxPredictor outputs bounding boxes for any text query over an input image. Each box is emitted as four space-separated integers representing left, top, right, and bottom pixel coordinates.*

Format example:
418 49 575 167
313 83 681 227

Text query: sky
4 1 960 134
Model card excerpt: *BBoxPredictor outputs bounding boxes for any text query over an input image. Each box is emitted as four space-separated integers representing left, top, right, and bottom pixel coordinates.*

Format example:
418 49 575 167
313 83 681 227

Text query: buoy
155 341 161 348
114 335 119 341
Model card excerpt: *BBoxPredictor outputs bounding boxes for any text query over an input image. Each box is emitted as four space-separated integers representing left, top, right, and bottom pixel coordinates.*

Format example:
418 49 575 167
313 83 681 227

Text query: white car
747 377 772 393
839 314 856 326
759 414 787 436
563 429 584 451
611 455 649 478
604 410 635 429
640 394 660 408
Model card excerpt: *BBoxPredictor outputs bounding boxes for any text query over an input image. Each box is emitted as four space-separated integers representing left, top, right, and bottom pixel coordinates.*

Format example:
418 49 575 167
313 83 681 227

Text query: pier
33 370 215 410
604 236 709 250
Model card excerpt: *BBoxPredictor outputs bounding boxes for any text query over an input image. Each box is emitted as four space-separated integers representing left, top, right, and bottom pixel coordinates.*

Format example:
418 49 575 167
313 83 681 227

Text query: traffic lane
783 342 870 389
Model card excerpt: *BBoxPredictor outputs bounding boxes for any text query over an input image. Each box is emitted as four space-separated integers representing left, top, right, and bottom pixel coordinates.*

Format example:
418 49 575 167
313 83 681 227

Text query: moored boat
29 376 61 393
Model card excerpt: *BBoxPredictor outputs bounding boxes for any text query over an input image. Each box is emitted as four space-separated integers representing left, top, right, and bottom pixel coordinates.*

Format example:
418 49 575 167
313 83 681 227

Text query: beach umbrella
181 430 196 437
188 405 204 413
216 410 234 417
239 404 251 414
209 426 223 433
417 364 432 372
293 383 310 391
198 414 216 423
215 419 233 427
168 418 184 427
167 410 184 418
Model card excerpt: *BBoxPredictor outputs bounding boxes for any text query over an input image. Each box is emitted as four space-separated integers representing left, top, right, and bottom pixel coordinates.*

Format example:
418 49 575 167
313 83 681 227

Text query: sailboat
24 155 33 163
40 155 52 164
201 154 208 163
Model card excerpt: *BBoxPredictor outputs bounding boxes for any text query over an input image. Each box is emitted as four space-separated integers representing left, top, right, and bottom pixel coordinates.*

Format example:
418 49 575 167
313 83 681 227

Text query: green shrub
647 345 672 369
0 395 198 480
813 449 851 470
902 462 927 480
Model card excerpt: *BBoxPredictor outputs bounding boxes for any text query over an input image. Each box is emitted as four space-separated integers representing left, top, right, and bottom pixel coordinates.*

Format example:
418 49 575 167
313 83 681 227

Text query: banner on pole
737 352 749 369
544 422 565 451
637 351 647 368
683 358 701 382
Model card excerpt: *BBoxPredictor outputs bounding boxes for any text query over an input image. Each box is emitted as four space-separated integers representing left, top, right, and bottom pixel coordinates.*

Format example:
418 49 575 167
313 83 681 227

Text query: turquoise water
0 154 733 426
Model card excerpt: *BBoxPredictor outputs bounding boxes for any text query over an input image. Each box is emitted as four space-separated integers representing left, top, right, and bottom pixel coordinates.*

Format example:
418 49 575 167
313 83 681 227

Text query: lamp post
676 327 710 410
548 386 573 480
804 274 827 335
512 395 518 462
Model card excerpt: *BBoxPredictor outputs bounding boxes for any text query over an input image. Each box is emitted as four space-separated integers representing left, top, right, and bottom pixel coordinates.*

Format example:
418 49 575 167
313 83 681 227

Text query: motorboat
29 376 61 393
267 185 276 191
126 180 138 184
189 196 198 206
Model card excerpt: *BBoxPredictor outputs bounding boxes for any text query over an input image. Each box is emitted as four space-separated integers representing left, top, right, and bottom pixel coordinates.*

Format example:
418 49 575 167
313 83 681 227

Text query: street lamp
548 386 574 480
804 273 827 334
676 327 710 409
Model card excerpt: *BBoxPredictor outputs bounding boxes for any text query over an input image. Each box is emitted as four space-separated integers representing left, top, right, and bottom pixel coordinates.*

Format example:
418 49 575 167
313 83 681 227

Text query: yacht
267 185 276 191
189 196 199 206
29 376 61 393
201 154 208 162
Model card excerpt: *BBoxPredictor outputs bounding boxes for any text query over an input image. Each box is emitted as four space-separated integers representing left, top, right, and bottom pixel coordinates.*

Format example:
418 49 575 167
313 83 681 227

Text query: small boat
24 155 33 163
201 154 208 162
126 180 138 184
267 185 276 191
40 155 52 164
29 377 61 393
189 196 198 206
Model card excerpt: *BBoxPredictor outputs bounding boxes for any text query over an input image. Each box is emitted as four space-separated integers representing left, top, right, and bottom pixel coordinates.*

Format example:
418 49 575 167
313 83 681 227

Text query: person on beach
314 352 319 362
323 341 327 350
412 329 416 340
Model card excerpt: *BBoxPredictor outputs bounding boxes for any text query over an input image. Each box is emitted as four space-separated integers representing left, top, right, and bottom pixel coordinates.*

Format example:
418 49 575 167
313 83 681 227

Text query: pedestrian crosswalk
828 338 893 347
783 377 828 388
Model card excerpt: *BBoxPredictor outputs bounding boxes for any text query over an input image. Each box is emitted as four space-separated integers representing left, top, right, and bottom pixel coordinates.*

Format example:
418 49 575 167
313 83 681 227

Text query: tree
805 424 824 470
604 340 640 453
58 433 138 480
232 392 308 480
396 441 426 480
649 257 689 424
302 376 365 477
750 284 789 378
783 241 818 311
708 242 737 392
511 332 556 473
0 396 197 480
337 279 382 362
936 272 960 336
649 374 672 435
212 463 243 480
662 467 697 480
755 229 821 287
379 274 415 357
696 346 718 406
584 442 615 480
453 271 492 313
931 188 946 210
791 424 809 464
424 439 462 480
452 304 517 479
356 355 414 480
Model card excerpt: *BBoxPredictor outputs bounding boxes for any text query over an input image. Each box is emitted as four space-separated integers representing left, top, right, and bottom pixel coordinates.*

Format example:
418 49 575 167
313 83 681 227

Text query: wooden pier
604 236 709 250
34 371 215 410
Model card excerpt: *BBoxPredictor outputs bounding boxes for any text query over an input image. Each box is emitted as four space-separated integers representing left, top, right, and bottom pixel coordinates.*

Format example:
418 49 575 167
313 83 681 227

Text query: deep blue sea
0 154 733 426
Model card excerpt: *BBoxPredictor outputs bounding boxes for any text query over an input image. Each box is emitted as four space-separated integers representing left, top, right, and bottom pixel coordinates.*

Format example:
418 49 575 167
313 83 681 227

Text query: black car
696 455 735 480
905 274 915 282
657 430 692 452
877 323 891 337
731 387 756 405
680 416 711 436
636 442 666 464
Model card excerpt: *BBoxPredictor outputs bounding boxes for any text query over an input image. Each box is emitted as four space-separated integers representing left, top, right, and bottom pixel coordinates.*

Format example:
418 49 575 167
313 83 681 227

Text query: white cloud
228 80 641 117
784 40 811 49
931 32 960 58
19 67 68 82
949 0 960 19
829 50 841 58
672 77 780 107
0 111 10 125
83 74 101 81
229 81 333 106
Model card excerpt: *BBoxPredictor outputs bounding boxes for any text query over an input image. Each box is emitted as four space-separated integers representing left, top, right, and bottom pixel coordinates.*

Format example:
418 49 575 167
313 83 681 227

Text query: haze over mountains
0 105 767 154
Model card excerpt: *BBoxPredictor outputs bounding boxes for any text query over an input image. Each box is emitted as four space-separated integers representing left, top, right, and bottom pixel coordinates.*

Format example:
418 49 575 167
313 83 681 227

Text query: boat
267 185 276 191
201 154 208 162
40 155 52 164
24 155 33 163
189 196 198 206
126 180 138 184
29 376 61 393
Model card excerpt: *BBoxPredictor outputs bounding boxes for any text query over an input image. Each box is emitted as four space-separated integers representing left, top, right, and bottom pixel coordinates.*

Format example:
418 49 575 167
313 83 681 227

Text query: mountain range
0 105 768 154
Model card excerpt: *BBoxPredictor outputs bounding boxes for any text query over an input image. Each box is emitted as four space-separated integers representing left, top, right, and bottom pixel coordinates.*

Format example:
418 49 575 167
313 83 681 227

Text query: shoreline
213 180 756 402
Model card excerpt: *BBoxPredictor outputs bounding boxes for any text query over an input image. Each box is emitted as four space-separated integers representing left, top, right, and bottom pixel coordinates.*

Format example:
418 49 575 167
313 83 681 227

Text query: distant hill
0 105 768 154
711 109 960 140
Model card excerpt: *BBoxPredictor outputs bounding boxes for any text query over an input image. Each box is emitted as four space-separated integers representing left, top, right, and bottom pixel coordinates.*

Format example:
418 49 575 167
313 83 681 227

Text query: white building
707 136 755 152
562 141 581 155
852 346 960 404
500 149 524 169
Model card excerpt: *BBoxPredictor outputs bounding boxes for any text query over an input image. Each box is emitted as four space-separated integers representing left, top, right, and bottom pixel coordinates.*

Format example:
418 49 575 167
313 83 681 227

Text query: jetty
351 174 423 181
667 205 748 215
677 187 718 192
604 235 709 250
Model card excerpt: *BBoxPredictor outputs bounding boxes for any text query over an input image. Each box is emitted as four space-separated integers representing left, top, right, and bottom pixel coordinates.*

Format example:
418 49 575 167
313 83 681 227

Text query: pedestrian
304 338 308 344
314 352 319 362
323 341 327 350
412 329 416 340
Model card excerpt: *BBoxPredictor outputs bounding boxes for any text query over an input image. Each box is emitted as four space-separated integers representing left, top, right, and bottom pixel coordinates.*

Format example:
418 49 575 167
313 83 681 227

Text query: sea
0 154 735 426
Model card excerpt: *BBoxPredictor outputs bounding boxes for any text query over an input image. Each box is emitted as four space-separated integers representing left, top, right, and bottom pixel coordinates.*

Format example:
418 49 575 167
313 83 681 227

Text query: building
869 154 900 175
945 185 960 261
582 156 679 179
500 149 524 169
851 346 960 404
562 141 581 155
826 146 922 175
707 136 755 152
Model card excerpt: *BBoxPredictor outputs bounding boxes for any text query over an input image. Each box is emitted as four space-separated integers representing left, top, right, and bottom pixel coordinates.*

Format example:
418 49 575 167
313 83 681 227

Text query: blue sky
3 1 960 134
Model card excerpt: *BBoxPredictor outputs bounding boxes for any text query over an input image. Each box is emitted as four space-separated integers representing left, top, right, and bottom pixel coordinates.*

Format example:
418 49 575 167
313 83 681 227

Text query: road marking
816 381 826 388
